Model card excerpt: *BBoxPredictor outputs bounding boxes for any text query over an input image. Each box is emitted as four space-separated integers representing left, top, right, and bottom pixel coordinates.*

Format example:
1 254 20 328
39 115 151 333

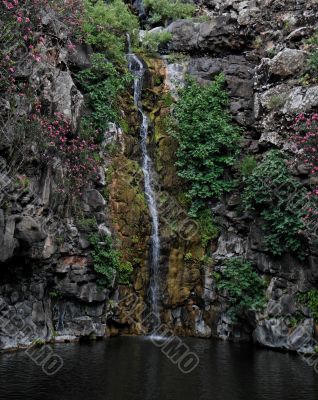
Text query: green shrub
142 31 172 52
307 31 318 46
238 155 257 178
214 258 265 319
83 0 139 64
306 32 318 75
298 290 318 322
243 150 308 257
268 94 287 110
170 74 241 216
76 54 132 134
196 208 219 248
32 339 46 347
308 50 318 73
89 233 133 288
184 252 193 262
144 0 195 26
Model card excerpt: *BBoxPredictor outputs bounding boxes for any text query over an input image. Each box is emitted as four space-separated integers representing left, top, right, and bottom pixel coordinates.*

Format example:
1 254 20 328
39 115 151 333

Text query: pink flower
17 16 23 23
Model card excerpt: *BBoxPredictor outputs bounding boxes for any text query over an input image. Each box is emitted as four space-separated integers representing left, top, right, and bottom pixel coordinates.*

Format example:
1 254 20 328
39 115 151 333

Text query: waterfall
127 35 161 328
132 0 145 17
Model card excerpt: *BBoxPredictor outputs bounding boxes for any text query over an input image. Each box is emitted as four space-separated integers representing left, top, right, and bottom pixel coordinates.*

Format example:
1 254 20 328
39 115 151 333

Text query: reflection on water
0 337 317 400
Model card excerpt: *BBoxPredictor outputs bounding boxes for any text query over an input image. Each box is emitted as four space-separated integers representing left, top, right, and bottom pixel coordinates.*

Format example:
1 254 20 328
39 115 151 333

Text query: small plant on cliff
144 0 195 26
142 31 172 53
196 208 219 248
297 290 318 322
170 74 241 216
214 258 265 320
238 155 257 179
31 338 46 347
242 150 310 257
89 233 133 288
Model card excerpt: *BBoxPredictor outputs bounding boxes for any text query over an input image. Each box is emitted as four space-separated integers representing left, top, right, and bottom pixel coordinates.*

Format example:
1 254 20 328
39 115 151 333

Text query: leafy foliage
298 290 318 322
76 54 132 134
196 209 219 248
83 0 139 64
142 31 172 53
89 234 133 288
170 75 241 216
238 155 257 178
214 258 265 319
243 150 308 257
144 0 195 26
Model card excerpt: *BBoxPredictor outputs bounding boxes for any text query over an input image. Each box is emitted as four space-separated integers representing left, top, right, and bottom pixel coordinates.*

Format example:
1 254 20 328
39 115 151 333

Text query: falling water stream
127 36 161 327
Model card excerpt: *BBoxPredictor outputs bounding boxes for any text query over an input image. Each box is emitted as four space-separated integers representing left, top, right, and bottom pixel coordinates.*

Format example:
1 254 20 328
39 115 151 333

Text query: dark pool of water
0 337 317 400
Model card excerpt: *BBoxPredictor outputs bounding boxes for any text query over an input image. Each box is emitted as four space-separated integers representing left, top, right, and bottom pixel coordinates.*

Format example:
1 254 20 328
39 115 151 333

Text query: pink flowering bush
290 113 318 237
292 113 318 192
31 109 100 195
0 0 83 93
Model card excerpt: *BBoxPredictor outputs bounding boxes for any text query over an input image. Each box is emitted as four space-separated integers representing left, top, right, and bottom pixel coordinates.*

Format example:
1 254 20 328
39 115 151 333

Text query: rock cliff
0 0 318 355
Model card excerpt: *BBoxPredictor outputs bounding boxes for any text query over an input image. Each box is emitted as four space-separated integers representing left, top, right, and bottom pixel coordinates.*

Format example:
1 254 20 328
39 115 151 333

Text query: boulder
269 49 306 78
15 216 46 246
85 189 106 211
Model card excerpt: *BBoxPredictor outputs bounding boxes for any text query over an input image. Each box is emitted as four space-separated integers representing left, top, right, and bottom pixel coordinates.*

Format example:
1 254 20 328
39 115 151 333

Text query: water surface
0 337 317 400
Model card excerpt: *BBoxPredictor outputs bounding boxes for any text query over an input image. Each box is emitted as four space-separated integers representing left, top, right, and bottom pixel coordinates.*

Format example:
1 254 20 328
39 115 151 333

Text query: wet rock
254 318 315 353
0 216 16 262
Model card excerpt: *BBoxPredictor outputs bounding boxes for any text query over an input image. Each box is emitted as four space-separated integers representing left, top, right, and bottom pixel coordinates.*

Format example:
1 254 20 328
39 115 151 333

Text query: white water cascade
127 36 161 327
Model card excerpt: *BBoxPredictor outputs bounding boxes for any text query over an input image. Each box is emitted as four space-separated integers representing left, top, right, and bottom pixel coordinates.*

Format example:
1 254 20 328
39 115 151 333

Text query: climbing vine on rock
242 150 312 257
214 258 265 320
76 54 132 135
297 289 318 322
170 74 241 216
89 233 133 288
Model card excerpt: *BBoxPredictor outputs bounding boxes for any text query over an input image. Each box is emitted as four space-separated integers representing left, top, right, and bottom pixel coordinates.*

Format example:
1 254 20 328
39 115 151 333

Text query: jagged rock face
1 0 318 353
159 0 318 351
167 17 250 53
0 10 115 349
